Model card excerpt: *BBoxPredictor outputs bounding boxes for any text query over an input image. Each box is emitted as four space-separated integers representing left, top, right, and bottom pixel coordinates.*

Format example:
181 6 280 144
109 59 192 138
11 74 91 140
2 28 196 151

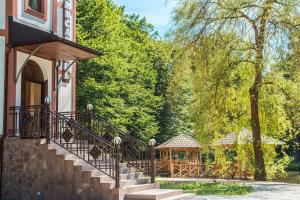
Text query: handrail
48 110 118 181
60 111 152 176
59 111 147 145
54 111 114 148
8 105 121 187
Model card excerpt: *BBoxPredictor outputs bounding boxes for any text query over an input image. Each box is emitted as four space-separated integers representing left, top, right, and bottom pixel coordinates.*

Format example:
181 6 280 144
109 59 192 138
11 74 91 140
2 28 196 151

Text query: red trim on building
24 0 48 21
57 1 63 8
52 0 57 33
12 0 18 17
4 0 17 136
6 49 17 132
51 61 57 111
6 0 18 37
0 30 5 36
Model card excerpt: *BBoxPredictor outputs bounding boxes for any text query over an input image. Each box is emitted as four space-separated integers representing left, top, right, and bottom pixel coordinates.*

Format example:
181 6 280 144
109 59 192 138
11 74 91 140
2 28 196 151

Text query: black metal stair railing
60 110 154 178
8 105 121 187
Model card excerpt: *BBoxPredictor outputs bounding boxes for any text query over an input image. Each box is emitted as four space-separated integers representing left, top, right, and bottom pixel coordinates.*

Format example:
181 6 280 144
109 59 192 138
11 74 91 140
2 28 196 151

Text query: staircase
8 105 195 200
47 140 194 200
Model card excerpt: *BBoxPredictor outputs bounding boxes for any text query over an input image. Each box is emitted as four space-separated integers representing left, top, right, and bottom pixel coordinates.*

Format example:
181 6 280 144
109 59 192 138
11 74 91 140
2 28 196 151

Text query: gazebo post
167 149 170 170
237 146 241 179
246 145 250 160
170 148 173 177
246 144 250 177
205 145 208 176
186 149 188 160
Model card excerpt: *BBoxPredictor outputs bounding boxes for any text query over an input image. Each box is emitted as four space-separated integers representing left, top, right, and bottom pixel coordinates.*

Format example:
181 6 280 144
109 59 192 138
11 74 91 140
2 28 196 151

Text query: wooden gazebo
155 134 203 178
213 128 284 179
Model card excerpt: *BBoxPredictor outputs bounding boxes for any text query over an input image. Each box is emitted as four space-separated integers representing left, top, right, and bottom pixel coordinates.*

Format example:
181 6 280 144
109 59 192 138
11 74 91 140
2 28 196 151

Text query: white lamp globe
87 104 94 111
113 137 122 145
149 139 156 146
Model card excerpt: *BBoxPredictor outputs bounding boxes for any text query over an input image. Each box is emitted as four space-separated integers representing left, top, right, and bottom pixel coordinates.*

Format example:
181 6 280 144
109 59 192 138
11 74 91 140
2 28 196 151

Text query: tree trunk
249 75 267 181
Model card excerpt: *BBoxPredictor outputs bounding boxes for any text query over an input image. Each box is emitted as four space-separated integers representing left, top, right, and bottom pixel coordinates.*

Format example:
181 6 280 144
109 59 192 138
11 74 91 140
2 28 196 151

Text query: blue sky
113 0 177 37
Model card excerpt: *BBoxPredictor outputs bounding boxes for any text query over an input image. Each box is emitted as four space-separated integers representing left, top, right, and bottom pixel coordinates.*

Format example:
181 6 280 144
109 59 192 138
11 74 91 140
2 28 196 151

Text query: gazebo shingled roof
156 134 201 149
215 128 284 146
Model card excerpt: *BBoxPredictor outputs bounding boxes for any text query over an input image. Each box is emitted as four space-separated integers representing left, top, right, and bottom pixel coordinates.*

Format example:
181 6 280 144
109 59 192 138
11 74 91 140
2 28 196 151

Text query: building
0 0 100 138
0 1 191 199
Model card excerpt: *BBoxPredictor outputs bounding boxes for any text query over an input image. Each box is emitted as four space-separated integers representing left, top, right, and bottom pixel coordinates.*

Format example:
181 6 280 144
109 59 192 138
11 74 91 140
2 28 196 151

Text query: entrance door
20 60 47 138
21 60 47 107
25 81 42 106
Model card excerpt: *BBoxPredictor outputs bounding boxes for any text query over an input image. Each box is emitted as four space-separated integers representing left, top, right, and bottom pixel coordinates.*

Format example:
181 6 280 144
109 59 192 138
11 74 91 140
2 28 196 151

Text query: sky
113 0 177 37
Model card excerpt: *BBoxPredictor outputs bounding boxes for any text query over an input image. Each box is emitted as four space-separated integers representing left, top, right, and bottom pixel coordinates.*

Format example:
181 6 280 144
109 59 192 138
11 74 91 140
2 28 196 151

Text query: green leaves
76 0 170 141
169 0 300 179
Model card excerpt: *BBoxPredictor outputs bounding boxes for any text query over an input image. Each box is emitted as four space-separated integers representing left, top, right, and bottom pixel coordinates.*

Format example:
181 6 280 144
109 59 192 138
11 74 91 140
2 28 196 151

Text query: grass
159 181 253 196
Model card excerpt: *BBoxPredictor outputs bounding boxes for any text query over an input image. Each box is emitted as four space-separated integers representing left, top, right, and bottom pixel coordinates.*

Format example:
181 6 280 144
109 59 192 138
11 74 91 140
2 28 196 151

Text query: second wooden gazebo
213 128 284 179
155 134 202 178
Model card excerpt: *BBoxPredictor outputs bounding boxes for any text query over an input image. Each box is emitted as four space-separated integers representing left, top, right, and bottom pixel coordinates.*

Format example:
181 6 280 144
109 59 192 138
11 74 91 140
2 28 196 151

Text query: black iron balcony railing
9 105 48 138
60 110 153 177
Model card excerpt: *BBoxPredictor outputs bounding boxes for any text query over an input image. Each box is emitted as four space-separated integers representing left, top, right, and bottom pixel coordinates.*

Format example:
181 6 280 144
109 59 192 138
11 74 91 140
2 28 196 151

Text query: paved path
157 178 300 200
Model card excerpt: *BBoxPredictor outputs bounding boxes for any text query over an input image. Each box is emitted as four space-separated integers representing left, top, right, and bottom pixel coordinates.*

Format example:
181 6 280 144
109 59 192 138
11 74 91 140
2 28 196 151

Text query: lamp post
86 104 93 130
114 136 122 188
44 96 51 143
149 138 156 183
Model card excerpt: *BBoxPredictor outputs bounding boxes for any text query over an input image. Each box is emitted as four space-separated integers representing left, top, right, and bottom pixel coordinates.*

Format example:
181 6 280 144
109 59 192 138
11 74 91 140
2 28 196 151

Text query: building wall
1 138 120 200
2 138 91 200
57 0 75 112
58 75 73 112
4 0 77 114
0 0 5 29
0 37 5 136
15 52 53 106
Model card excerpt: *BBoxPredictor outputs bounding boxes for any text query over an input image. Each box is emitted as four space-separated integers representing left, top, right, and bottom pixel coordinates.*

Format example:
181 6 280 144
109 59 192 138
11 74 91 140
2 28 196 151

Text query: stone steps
122 183 160 194
125 189 184 200
48 141 193 200
163 193 196 200
48 142 150 187
104 178 151 189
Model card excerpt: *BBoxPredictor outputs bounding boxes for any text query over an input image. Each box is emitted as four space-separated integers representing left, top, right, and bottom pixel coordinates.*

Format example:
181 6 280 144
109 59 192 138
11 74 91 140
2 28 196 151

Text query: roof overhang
9 17 102 61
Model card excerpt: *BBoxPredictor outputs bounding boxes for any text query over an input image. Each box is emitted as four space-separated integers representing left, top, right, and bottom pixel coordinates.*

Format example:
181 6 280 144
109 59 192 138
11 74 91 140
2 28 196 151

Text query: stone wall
1 138 120 200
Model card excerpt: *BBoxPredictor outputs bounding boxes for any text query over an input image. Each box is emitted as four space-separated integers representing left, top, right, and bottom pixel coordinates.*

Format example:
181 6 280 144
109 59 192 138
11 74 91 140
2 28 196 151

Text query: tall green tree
76 0 170 141
171 0 300 181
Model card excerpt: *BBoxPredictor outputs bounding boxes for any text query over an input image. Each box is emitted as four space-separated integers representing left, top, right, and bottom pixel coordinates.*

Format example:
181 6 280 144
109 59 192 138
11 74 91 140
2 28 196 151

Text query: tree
76 0 169 141
172 0 300 180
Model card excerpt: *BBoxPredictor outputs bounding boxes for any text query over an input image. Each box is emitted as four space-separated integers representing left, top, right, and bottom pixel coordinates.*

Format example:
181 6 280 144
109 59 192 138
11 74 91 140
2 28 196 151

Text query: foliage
76 0 172 141
75 0 300 180
159 181 253 195
169 0 300 180
287 161 300 171
275 171 300 184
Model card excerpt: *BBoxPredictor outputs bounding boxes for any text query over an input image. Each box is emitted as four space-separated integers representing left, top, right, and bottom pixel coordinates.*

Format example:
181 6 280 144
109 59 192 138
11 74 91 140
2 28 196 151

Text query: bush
287 161 300 171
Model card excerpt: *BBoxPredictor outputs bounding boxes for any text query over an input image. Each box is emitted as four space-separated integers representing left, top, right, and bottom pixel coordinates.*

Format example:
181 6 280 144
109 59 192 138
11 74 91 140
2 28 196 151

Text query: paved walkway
157 178 300 200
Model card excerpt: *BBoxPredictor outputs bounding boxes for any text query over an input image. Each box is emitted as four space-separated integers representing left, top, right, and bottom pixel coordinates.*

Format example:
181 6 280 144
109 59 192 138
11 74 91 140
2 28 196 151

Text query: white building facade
0 0 100 137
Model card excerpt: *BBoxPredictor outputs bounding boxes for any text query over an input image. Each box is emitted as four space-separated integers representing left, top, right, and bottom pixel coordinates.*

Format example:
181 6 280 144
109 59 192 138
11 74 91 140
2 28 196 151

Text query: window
29 0 42 13
25 0 47 20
